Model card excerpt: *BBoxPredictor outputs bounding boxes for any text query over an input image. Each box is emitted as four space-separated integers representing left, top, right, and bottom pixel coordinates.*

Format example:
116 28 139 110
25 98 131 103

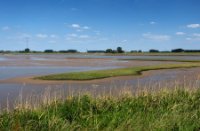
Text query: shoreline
0 55 199 85
1 67 200 85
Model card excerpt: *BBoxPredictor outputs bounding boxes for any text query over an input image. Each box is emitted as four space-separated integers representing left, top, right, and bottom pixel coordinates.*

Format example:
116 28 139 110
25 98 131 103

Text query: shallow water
1 68 200 109
0 65 120 108
1 54 200 109
1 54 200 61
0 57 5 61
0 66 119 80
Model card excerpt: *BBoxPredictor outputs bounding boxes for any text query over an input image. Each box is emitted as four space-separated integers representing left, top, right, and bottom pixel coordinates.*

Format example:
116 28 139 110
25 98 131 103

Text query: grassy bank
1 88 200 130
36 63 200 80
121 58 200 63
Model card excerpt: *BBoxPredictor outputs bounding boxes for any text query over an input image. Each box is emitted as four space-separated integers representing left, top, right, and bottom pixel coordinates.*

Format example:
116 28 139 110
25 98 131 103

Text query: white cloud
187 24 200 28
176 32 185 35
193 33 200 37
68 33 78 37
83 26 90 30
150 21 156 25
36 34 48 39
99 37 108 41
186 37 192 40
94 30 101 35
7 33 32 40
70 24 90 31
48 40 57 44
2 26 10 31
79 35 90 39
76 29 83 32
186 34 200 41
66 34 77 40
66 33 90 41
143 33 171 41
71 24 80 28
18 33 32 39
50 34 59 38
121 40 127 43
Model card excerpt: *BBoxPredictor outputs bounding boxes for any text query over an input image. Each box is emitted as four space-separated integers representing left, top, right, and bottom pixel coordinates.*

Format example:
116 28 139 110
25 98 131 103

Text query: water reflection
0 66 119 80
1 54 200 109
1 68 200 109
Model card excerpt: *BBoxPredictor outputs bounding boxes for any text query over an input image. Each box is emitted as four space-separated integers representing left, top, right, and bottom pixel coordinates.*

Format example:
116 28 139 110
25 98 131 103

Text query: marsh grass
36 63 200 80
121 58 200 62
1 85 200 130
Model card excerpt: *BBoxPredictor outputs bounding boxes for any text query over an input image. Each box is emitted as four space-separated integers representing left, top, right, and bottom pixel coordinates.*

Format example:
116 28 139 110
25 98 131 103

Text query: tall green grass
1 88 200 130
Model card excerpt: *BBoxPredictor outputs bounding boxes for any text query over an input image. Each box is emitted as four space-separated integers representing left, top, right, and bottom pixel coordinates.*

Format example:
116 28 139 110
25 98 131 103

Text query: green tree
24 48 30 53
117 47 124 53
105 49 113 53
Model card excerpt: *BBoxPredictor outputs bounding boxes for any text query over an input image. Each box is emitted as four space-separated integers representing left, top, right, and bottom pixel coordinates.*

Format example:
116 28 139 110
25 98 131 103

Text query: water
0 65 120 108
0 66 119 80
0 57 5 61
1 54 200 109
1 54 200 61
1 68 198 109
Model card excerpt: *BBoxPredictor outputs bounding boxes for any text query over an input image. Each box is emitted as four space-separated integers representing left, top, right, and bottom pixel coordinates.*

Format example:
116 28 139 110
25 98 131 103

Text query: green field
1 88 200 130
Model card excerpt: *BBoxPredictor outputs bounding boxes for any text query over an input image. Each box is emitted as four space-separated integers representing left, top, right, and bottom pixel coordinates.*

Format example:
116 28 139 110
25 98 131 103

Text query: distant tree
32 51 40 53
184 50 200 53
105 49 113 53
130 50 138 53
161 51 170 53
171 48 184 53
112 50 117 53
149 49 159 53
24 48 30 53
59 49 78 53
87 50 105 53
67 49 78 53
138 50 142 53
117 47 124 53
44 49 54 53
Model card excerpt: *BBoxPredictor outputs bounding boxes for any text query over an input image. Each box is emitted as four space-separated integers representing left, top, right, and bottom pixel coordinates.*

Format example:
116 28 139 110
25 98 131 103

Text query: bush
44 49 54 53
149 49 159 53
105 49 113 53
24 48 30 53
117 47 124 53
59 50 78 53
171 48 184 53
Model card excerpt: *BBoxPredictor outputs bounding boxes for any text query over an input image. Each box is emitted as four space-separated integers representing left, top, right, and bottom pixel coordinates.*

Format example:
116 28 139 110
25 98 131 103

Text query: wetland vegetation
1 54 200 130
36 63 200 81
1 88 200 130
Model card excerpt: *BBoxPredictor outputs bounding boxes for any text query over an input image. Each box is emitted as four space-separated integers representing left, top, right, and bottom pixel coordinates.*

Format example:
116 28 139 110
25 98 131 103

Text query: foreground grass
36 63 200 80
1 89 200 130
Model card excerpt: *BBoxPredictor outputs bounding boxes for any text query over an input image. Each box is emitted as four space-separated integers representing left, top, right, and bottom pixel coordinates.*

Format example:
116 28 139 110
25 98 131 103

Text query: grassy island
36 63 200 81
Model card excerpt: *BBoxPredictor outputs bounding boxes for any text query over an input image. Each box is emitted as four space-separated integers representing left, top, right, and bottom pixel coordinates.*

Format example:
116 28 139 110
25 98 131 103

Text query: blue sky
0 0 200 51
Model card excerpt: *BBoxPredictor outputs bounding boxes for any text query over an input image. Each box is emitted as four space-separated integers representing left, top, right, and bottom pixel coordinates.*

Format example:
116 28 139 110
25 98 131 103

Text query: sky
0 0 200 52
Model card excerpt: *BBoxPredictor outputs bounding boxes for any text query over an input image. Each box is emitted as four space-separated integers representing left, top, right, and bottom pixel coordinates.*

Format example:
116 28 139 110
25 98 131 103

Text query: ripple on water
0 66 120 80
0 57 6 61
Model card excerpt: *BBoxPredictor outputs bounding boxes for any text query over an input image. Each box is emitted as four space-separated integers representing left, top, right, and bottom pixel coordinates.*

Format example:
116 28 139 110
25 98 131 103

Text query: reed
1 84 200 130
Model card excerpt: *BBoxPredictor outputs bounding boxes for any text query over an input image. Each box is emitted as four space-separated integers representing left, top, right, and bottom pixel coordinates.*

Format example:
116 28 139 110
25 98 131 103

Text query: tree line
149 48 200 53
1 47 200 53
